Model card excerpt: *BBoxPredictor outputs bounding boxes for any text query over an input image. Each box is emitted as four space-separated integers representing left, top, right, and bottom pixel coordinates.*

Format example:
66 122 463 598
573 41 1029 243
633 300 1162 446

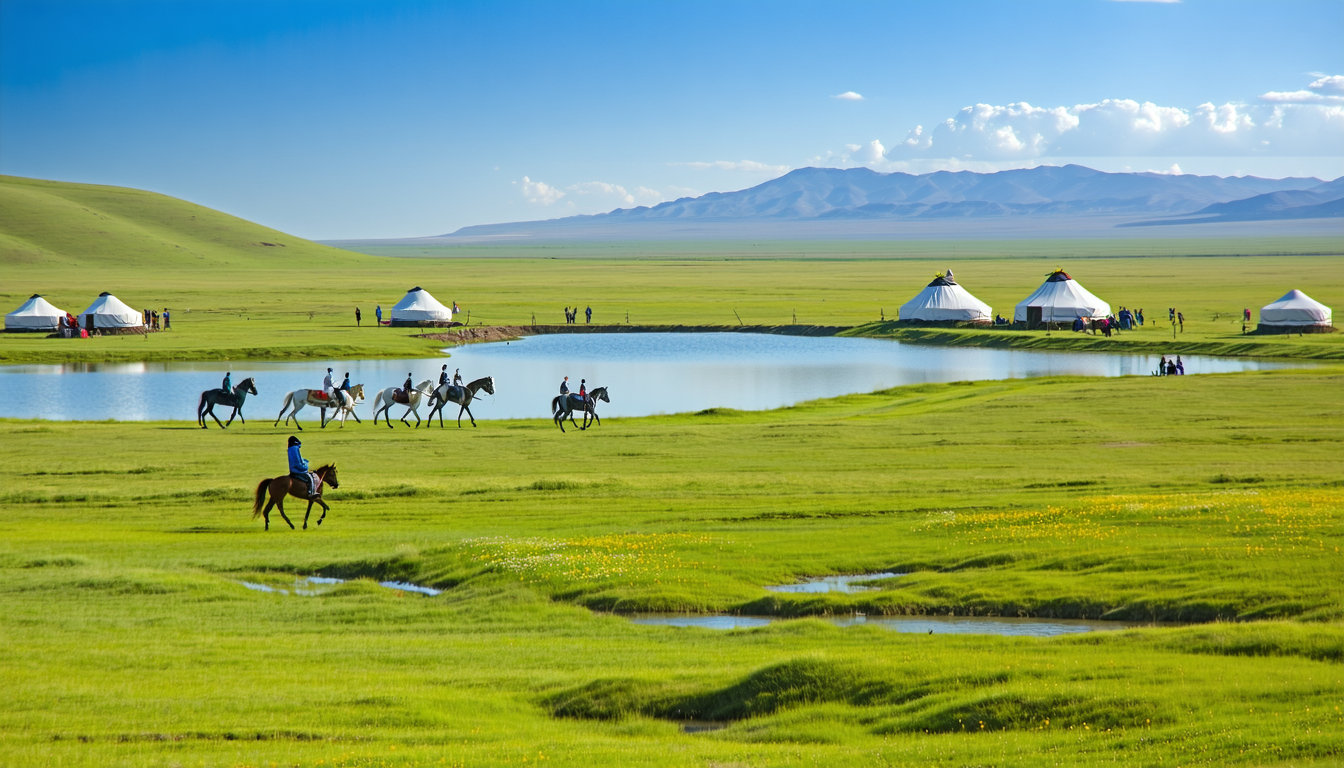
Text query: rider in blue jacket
288 436 315 498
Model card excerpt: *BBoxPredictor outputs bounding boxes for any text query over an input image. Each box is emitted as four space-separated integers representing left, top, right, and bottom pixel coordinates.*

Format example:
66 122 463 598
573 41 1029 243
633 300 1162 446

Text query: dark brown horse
251 463 340 530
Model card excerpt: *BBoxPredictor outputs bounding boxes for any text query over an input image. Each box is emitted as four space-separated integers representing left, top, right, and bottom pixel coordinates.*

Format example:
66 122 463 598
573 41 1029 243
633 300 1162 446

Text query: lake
0 332 1292 421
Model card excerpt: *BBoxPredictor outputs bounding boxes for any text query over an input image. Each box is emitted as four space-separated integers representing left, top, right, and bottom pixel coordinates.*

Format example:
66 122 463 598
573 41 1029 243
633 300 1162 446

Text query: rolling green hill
0 174 363 269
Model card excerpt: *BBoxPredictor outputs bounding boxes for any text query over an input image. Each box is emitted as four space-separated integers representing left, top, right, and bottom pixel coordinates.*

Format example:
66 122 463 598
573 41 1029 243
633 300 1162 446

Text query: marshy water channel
0 332 1292 421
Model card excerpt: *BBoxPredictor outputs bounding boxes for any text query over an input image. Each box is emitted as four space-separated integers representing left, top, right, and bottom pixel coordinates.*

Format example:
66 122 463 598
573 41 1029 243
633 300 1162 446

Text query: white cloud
677 160 791 173
869 96 1343 162
833 91 864 101
517 176 565 205
1260 74 1344 105
568 181 635 204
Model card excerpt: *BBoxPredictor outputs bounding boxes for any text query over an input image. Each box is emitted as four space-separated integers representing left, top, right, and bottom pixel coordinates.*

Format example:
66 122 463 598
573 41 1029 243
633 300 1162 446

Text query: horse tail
197 390 207 416
252 478 272 518
275 391 292 423
551 395 561 414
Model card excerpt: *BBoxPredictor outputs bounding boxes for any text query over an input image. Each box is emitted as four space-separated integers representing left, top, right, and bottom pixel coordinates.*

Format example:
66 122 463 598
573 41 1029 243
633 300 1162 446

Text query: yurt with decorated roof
5 294 67 332
1256 290 1334 334
898 270 992 324
389 287 454 327
79 292 144 334
1014 270 1110 329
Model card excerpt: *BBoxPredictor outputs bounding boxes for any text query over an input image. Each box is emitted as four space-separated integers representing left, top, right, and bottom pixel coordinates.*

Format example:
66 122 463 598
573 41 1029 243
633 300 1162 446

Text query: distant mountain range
441 164 1343 241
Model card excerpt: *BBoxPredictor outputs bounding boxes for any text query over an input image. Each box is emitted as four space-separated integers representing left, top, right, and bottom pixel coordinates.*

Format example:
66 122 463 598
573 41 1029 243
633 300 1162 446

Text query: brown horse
251 464 340 530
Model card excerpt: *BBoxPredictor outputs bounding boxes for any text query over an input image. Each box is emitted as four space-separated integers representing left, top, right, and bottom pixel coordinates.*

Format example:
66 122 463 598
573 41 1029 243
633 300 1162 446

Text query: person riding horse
221 371 231 394
287 436 318 499
323 368 336 399
560 377 570 396
578 379 587 402
453 368 463 387
340 372 351 392
439 365 449 387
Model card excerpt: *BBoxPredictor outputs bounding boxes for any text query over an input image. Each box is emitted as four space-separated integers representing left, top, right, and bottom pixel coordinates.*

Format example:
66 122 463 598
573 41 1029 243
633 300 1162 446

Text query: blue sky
2 0 1342 239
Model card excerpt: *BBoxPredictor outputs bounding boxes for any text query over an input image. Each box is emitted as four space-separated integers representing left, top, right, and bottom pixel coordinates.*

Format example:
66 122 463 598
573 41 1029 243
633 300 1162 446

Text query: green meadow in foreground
2 369 1342 766
4 175 1344 364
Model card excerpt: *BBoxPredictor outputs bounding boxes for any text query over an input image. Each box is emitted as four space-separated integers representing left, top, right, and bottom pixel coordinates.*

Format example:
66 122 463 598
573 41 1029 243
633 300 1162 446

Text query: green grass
2 370 1342 766
4 175 1343 364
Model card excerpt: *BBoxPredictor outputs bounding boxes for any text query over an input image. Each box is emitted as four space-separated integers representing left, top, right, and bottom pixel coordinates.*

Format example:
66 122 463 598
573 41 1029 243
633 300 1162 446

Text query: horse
371 379 434 428
197 377 258 429
551 386 609 432
251 463 340 531
427 376 495 427
275 385 362 430
321 384 366 428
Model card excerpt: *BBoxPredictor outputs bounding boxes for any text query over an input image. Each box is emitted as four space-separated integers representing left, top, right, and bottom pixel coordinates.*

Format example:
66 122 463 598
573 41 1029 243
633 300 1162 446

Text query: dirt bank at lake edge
418 324 849 346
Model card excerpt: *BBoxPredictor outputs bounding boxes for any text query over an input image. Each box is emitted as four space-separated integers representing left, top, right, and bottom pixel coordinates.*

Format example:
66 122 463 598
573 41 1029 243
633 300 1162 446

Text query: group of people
559 376 588 401
1156 355 1185 376
355 301 461 327
563 306 592 324
1170 308 1185 332
142 308 169 330
1068 307 1143 337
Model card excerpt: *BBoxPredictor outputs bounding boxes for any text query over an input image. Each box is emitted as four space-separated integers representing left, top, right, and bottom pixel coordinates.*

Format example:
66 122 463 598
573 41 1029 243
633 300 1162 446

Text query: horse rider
403 372 414 398
439 364 449 387
578 379 587 402
341 372 351 392
287 436 317 500
453 368 463 387
560 376 570 396
323 368 336 398
221 371 232 394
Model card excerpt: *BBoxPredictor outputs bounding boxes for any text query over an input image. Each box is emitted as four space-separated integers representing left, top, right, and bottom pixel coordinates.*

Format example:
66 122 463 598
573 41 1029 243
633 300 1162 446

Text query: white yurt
1014 270 1111 327
5 294 67 332
1258 289 1333 332
80 292 144 332
390 286 453 326
899 270 992 323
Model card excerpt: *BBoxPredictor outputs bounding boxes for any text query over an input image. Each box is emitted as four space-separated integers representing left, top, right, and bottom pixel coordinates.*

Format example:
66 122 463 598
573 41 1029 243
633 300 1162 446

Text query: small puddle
764 572 902 594
238 576 441 597
680 721 728 734
629 613 1150 637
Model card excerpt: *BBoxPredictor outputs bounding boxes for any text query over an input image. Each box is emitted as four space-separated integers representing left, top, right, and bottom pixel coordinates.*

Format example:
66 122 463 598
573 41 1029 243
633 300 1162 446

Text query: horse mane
315 462 336 473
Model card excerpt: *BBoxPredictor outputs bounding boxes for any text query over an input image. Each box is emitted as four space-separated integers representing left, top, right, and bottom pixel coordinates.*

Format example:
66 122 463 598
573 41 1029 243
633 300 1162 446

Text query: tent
390 286 453 325
1014 270 1111 326
80 292 143 330
5 294 67 332
899 271 992 323
1259 289 1333 329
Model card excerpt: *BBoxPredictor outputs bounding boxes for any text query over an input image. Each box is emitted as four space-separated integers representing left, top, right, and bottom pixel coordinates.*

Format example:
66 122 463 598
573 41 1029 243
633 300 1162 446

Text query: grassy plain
4 175 1344 363
2 370 1343 766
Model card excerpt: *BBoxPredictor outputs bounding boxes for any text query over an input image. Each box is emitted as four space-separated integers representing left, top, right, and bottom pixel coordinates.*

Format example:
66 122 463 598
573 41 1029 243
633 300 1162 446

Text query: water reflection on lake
0 332 1293 421
629 613 1152 637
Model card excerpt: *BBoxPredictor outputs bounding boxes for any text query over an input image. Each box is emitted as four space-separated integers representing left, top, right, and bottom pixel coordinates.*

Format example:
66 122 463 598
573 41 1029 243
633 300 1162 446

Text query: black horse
197 377 258 429
427 376 496 428
551 386 609 432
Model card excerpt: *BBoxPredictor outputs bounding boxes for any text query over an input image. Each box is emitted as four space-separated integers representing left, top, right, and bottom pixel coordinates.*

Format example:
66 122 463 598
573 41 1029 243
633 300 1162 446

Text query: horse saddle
392 388 410 405
445 385 464 401
312 390 331 401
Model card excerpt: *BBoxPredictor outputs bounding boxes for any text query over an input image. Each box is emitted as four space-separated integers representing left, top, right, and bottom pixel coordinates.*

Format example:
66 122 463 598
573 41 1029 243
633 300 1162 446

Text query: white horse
321 384 366 428
372 379 434 428
275 384 363 431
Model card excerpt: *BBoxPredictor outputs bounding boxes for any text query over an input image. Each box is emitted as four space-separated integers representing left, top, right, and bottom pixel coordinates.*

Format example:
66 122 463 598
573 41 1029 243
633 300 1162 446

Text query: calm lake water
0 332 1292 421
628 613 1152 637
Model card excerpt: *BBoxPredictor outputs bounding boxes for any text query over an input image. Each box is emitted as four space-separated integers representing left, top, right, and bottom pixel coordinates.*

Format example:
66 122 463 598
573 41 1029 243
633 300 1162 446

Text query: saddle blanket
392 388 410 405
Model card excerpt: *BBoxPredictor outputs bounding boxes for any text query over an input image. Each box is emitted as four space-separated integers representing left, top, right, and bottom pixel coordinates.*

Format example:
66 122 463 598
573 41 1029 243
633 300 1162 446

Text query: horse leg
303 498 314 529
275 497 295 530
261 497 277 530
225 407 239 427
316 499 330 526
319 406 327 428
208 404 227 429
199 399 209 429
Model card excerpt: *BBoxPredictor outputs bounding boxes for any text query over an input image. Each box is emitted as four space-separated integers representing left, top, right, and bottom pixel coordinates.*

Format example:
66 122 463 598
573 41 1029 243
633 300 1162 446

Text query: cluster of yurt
1257 290 1334 334
80 292 144 332
5 291 145 334
389 286 454 327
895 268 1111 328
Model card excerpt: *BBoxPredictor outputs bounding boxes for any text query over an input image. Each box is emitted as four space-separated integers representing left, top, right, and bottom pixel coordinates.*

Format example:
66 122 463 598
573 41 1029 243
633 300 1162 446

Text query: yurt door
84 314 95 331
1026 306 1043 329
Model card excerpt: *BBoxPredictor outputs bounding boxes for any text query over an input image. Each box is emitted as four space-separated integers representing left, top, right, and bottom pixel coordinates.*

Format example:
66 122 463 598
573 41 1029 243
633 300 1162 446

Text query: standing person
1137 308 1144 326
1158 355 1167 376
1166 358 1177 376
355 307 362 327
1177 311 1185 333
287 436 316 499
222 371 232 392
1169 307 1175 324
559 376 570 396
586 306 592 324
1176 356 1185 375
375 305 383 325
453 301 460 315
163 308 170 330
